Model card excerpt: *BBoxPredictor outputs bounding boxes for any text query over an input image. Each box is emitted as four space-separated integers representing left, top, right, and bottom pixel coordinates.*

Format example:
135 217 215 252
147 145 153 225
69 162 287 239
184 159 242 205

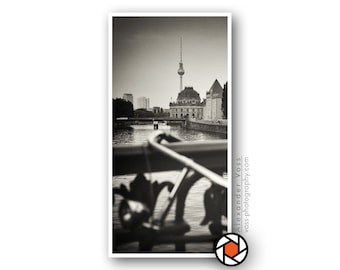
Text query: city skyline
121 93 152 110
112 16 228 108
136 96 150 110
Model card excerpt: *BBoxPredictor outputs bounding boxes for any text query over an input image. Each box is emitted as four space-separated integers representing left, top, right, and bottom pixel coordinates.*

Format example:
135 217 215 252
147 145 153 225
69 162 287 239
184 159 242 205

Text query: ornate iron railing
113 131 227 252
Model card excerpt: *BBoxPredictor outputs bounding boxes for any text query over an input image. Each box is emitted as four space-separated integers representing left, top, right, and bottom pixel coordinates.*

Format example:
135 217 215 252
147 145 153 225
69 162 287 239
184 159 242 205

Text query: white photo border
108 12 232 258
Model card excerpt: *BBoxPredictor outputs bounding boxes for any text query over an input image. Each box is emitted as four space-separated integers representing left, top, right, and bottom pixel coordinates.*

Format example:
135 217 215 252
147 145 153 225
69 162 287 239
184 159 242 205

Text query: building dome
169 86 203 119
177 87 201 103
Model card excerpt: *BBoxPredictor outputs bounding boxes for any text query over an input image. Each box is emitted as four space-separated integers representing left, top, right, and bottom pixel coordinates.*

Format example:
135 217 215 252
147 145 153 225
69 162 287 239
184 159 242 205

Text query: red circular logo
215 233 248 266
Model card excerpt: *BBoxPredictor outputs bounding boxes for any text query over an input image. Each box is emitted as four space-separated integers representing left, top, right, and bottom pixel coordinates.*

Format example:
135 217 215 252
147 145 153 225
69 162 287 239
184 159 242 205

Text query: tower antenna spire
177 37 185 92
180 37 182 62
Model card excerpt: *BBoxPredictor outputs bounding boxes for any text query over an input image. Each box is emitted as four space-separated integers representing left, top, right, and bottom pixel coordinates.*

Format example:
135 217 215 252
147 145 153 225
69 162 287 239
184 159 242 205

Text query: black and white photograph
109 13 232 256
4 0 340 269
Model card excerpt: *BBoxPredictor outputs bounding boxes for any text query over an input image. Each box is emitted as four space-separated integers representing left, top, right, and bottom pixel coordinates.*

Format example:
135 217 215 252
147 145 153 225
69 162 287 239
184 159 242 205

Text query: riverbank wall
185 119 227 135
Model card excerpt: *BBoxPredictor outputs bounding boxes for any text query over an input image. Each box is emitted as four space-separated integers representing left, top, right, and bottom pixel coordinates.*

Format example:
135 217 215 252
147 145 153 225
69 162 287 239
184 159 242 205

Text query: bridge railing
112 131 227 252
114 140 226 175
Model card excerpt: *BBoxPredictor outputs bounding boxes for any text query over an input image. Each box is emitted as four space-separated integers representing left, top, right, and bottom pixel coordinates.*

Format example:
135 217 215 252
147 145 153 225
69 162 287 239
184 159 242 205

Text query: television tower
177 37 185 92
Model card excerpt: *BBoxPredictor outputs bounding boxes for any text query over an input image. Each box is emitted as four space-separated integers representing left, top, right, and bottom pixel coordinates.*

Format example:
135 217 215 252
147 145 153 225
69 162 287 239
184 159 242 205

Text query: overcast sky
112 16 228 109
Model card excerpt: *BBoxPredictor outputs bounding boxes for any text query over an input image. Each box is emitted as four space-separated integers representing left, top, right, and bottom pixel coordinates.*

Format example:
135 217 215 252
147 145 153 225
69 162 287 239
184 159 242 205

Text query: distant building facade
153 106 162 114
122 93 133 104
169 80 225 121
137 96 150 110
169 87 204 119
163 108 170 116
153 107 170 117
203 79 224 120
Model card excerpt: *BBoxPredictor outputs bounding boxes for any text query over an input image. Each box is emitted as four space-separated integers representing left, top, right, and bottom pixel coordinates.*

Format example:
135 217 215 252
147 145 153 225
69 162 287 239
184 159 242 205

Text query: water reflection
114 125 225 145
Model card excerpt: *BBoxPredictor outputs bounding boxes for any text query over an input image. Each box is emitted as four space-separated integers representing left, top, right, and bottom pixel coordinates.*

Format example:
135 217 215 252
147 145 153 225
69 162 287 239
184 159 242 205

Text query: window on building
180 113 183 118
175 113 177 118
192 113 195 118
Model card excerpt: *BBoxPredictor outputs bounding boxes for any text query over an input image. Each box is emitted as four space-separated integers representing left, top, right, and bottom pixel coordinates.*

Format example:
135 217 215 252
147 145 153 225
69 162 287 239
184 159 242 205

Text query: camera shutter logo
215 233 248 266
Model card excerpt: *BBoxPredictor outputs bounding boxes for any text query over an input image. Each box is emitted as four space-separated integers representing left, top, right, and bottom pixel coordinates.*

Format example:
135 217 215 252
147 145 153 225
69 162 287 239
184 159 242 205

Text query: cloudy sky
112 16 228 109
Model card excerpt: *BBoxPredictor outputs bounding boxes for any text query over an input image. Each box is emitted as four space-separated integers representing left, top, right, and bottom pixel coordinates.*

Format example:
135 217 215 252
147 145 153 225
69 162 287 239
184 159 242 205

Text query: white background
0 0 339 269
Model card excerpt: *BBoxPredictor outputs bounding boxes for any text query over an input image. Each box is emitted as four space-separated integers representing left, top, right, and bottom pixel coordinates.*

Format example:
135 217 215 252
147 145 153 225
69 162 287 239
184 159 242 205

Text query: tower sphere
178 63 185 75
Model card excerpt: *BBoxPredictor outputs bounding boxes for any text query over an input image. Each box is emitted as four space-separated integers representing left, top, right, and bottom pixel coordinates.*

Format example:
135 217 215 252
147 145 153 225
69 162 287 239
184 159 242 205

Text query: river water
113 124 226 144
113 125 227 252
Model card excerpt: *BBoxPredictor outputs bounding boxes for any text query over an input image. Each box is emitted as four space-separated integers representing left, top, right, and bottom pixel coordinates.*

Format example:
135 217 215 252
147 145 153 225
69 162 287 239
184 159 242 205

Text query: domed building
169 86 204 119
